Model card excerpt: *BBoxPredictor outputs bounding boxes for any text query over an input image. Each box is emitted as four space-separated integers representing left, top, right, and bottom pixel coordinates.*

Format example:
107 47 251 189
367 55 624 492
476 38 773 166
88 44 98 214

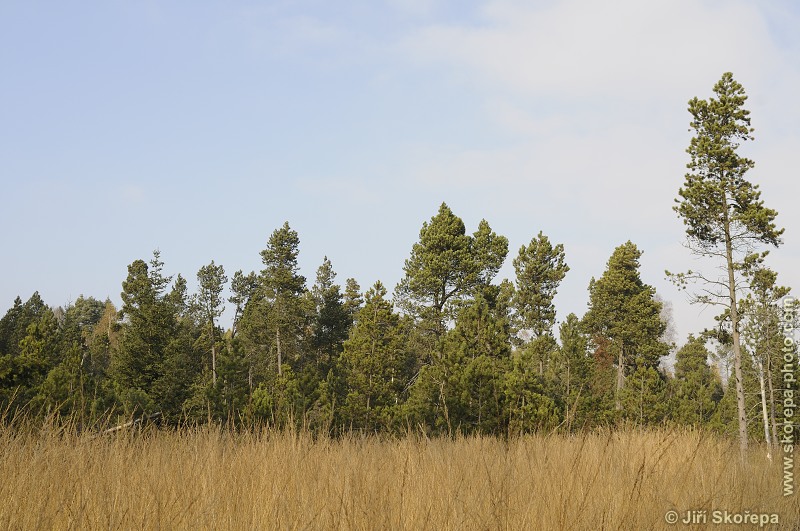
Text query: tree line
1 74 796 451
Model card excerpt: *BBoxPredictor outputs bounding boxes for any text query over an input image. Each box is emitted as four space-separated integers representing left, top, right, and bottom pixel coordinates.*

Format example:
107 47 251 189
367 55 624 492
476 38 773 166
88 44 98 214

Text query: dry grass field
0 424 797 530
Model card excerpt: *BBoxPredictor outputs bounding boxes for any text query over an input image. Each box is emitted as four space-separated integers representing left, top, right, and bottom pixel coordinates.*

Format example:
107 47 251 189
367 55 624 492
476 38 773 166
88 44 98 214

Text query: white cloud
395 0 798 229
401 0 783 102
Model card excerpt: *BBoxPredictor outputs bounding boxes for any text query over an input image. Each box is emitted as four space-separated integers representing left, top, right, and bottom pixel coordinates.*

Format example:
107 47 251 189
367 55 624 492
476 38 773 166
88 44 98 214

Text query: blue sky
2 0 798 348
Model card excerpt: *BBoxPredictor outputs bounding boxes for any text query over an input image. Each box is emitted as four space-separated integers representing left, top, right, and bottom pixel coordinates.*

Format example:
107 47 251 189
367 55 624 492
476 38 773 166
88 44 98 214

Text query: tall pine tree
668 73 784 457
258 222 308 377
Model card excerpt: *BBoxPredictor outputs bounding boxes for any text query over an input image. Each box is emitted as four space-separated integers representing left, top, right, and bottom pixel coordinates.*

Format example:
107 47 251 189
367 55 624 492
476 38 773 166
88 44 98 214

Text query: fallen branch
101 411 162 435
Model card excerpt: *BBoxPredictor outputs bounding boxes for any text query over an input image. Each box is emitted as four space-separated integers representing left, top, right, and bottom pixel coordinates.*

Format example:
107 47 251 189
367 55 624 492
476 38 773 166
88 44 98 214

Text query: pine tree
235 224 310 425
343 278 364 325
215 335 250 424
158 277 204 421
395 203 508 346
502 360 561 435
113 251 195 419
83 301 120 419
618 364 669 426
0 292 50 358
550 313 593 429
258 222 307 377
291 258 352 429
228 269 260 405
439 292 512 434
513 232 569 339
339 282 409 432
115 254 170 393
512 231 569 375
672 335 721 426
310 257 350 372
739 268 791 449
195 261 227 386
668 72 784 457
583 242 669 414
0 297 23 357
229 270 258 340
3 301 59 413
39 296 107 420
709 344 762 439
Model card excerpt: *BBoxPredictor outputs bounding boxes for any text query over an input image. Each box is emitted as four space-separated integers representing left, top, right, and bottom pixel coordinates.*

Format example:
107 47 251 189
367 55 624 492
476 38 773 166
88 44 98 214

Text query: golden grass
0 425 797 530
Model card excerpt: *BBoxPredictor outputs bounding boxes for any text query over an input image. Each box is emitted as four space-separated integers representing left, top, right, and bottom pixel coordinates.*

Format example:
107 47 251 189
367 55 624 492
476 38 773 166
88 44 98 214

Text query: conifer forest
2 74 796 457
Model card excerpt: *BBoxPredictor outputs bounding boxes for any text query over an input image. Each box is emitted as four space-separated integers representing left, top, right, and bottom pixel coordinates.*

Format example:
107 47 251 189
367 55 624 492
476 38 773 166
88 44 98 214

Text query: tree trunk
615 342 624 411
754 354 771 455
724 208 748 459
767 351 779 449
566 363 571 401
209 313 217 387
211 341 217 387
639 373 644 425
276 327 282 376
248 364 253 402
367 374 372 430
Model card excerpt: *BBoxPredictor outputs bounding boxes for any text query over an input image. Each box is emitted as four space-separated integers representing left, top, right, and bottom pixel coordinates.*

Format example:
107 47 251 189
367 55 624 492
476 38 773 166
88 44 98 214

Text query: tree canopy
0 74 793 445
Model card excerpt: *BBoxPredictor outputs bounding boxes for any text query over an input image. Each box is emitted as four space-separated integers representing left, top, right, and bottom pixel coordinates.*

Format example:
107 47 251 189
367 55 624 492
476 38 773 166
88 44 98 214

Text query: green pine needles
668 72 785 458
